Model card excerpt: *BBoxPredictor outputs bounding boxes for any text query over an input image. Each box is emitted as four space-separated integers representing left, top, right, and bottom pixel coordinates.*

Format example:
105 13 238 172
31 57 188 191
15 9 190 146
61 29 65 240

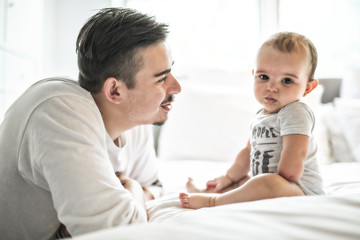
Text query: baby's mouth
265 97 277 103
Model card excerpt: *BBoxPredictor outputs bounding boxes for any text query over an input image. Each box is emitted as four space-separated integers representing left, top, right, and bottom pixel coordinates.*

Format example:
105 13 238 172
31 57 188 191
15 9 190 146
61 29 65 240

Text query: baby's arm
227 140 251 181
207 140 251 192
277 134 309 181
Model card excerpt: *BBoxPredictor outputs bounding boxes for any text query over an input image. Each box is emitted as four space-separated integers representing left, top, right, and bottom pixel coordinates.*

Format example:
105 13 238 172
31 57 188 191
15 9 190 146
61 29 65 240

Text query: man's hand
115 172 148 207
116 172 142 191
142 187 155 201
60 173 149 235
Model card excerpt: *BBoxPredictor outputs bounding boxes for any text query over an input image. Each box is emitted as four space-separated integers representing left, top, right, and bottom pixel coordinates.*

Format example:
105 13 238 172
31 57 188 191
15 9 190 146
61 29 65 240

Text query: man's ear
303 79 318 97
103 77 123 104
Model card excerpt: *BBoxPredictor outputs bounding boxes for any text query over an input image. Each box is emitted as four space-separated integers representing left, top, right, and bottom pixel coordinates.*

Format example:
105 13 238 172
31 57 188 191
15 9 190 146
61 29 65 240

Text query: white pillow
158 82 260 162
317 103 356 164
340 52 360 99
335 98 360 162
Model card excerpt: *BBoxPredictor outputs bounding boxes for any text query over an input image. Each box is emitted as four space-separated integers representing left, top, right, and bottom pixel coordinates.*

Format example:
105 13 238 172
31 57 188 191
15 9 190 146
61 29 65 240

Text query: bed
73 68 360 239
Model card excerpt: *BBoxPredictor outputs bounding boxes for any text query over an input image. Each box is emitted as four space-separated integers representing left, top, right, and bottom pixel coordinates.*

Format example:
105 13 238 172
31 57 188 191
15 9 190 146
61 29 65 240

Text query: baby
179 32 324 209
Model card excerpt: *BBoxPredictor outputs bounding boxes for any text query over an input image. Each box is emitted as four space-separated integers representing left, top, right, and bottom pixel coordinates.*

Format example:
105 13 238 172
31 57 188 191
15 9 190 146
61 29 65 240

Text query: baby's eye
259 74 269 80
282 78 293 85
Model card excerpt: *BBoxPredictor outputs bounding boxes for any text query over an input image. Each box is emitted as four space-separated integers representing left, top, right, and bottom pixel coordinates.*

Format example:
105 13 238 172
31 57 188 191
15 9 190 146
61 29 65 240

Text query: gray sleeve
277 101 315 137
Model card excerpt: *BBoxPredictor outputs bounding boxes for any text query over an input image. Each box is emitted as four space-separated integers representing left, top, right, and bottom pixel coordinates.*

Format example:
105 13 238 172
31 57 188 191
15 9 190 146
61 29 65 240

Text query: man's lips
161 102 172 111
265 97 277 103
161 95 175 112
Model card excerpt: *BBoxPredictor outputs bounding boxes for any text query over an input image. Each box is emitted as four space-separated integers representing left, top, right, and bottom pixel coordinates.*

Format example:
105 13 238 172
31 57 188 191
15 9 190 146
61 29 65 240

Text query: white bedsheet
75 194 360 240
73 161 360 240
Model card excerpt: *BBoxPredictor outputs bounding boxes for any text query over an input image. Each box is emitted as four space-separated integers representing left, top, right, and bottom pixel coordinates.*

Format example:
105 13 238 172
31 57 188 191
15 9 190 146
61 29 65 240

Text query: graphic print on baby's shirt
250 121 281 176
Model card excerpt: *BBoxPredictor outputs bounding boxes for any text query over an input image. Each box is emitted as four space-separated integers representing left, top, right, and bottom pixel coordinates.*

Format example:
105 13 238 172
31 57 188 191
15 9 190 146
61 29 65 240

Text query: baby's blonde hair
261 32 318 80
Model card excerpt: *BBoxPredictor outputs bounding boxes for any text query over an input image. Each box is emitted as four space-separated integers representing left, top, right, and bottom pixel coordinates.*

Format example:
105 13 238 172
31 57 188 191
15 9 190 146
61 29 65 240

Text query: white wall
0 0 45 118
0 0 118 119
42 0 115 79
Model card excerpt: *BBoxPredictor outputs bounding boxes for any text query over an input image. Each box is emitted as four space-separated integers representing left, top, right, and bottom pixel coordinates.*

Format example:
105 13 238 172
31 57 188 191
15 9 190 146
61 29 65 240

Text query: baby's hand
206 175 233 193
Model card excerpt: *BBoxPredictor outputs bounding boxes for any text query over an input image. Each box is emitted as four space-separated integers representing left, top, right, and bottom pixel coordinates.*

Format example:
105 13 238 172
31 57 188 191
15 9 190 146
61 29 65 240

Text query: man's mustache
161 95 175 105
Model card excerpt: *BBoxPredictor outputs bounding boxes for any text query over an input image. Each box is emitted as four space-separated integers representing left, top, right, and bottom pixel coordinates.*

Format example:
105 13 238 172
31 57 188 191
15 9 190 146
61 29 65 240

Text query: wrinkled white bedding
147 160 360 222
76 194 360 240
74 161 360 240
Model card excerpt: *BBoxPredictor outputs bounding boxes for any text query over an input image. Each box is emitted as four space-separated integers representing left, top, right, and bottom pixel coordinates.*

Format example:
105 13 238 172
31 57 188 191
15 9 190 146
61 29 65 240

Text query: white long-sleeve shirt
0 78 160 239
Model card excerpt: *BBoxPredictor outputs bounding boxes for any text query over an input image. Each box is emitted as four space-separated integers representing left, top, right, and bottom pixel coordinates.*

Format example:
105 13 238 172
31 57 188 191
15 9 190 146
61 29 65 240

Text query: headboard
318 78 342 103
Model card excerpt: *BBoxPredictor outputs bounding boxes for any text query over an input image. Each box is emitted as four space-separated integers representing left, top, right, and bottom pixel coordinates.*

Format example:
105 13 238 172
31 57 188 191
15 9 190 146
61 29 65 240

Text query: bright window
125 0 360 79
126 0 260 78
278 0 360 78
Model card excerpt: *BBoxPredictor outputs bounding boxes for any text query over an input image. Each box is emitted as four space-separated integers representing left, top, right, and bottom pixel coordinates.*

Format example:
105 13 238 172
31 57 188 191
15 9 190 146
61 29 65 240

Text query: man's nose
166 73 181 95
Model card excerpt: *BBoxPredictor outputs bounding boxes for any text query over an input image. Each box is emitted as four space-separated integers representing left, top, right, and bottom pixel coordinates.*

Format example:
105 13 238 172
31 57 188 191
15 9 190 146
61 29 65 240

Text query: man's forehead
140 43 172 67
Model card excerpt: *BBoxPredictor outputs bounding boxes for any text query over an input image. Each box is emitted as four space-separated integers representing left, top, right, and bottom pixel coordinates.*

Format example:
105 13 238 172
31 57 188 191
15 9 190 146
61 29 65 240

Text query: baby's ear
303 79 318 97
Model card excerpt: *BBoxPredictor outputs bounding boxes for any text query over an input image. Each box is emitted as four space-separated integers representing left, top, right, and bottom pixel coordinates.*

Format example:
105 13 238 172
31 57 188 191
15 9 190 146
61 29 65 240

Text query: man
0 8 181 239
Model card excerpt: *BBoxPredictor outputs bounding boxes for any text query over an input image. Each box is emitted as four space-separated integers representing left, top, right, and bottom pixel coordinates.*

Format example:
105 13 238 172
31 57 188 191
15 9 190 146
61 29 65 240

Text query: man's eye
282 78 293 84
259 75 269 80
158 76 167 83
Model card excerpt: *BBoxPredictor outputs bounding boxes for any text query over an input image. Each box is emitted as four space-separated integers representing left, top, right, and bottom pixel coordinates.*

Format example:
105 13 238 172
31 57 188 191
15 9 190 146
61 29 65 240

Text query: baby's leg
211 173 304 206
180 174 304 208
179 192 216 209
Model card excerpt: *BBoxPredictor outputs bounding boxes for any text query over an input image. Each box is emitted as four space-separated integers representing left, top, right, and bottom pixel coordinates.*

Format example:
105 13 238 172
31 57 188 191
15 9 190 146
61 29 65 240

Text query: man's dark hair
76 8 169 93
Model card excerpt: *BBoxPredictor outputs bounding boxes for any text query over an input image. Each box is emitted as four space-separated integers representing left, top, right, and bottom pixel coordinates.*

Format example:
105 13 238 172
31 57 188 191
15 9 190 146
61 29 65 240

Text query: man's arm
30 97 147 236
116 172 147 208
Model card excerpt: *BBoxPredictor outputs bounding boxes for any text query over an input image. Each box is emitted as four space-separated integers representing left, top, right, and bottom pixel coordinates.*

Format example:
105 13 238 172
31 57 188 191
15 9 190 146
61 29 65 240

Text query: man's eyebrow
154 61 174 77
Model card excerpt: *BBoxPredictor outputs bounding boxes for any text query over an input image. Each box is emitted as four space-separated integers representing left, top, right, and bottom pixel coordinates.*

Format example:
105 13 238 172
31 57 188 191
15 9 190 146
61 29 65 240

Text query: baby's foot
178 192 216 209
186 177 202 193
179 192 191 208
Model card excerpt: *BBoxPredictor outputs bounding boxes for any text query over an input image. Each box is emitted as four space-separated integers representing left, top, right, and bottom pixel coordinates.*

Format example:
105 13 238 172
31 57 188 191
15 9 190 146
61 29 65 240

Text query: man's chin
152 112 169 126
153 121 165 126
